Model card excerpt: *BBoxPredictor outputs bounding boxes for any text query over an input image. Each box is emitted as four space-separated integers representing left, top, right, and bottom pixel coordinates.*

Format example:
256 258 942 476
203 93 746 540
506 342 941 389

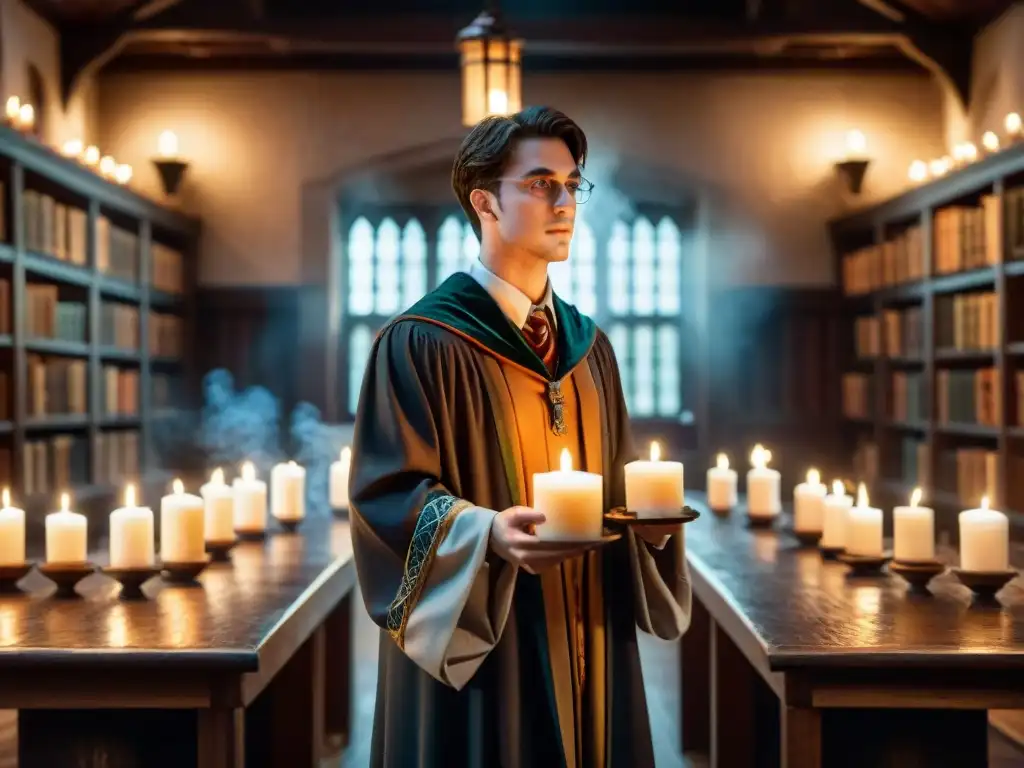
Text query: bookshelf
0 124 198 513
830 141 1024 531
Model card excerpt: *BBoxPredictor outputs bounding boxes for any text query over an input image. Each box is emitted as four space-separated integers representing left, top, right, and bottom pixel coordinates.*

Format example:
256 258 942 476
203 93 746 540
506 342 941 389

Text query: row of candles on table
705 445 1009 575
0 448 355 572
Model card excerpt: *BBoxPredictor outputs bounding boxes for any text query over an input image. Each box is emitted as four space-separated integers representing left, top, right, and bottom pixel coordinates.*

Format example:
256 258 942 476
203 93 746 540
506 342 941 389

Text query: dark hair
452 106 588 239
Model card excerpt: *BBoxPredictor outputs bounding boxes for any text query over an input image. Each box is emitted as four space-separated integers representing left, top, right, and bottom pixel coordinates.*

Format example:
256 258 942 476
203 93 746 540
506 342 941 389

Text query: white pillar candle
200 468 235 544
0 489 25 566
793 468 827 533
233 461 267 534
45 493 87 564
330 447 351 510
821 480 852 550
745 444 780 518
845 483 883 557
109 483 155 569
624 441 684 518
160 479 206 563
706 453 737 511
959 496 1009 572
271 461 306 522
893 487 935 563
532 448 604 541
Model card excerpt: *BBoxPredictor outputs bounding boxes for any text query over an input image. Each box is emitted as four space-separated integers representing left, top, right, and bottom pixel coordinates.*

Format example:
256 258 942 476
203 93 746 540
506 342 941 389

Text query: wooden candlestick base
39 562 96 598
889 559 945 593
0 561 35 593
793 530 822 547
605 506 701 526
276 518 302 533
819 545 844 560
205 539 236 562
234 529 266 542
951 568 1017 602
103 566 160 599
746 514 776 529
838 552 892 577
161 558 210 585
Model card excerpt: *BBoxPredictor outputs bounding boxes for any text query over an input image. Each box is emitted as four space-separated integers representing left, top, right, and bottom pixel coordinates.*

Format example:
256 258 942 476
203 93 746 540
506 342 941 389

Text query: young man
349 106 691 768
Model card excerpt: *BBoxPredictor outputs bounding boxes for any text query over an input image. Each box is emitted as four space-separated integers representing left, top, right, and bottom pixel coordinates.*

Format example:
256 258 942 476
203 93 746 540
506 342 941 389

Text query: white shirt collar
467 259 557 330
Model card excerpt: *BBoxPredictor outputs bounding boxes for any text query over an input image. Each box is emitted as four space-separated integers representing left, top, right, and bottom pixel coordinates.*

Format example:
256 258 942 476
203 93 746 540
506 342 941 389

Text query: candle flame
211 467 224 484
649 441 661 462
158 129 179 158
60 492 69 512
983 131 1000 152
910 487 922 508
341 446 351 462
124 483 136 508
750 444 770 469
4 96 19 119
1007 112 1022 134
856 482 868 508
288 459 297 468
716 453 729 470
1 488 9 509
807 468 820 485
172 478 184 495
560 448 573 473
832 479 845 496
981 495 990 510
242 461 255 481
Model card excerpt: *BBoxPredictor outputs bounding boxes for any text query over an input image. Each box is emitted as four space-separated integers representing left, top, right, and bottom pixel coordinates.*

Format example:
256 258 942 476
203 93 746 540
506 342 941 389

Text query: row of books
935 447 997 508
933 199 1002 275
100 303 139 350
103 366 139 416
842 225 924 295
891 372 927 423
852 439 878 485
151 243 185 295
1001 187 1024 257
842 373 873 420
852 308 924 358
0 279 8 335
22 429 142 497
896 437 929 490
95 430 140 488
151 313 184 358
27 356 87 417
1016 372 1024 427
23 189 88 266
937 368 1000 426
935 292 998 350
26 284 86 343
152 372 179 410
97 218 138 283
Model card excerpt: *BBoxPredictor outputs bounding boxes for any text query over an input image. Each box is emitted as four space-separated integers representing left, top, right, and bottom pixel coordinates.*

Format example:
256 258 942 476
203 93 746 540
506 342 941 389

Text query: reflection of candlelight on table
0 603 17 647
795 550 820 588
105 603 130 648
752 532 778 564
159 588 198 647
850 585 882 644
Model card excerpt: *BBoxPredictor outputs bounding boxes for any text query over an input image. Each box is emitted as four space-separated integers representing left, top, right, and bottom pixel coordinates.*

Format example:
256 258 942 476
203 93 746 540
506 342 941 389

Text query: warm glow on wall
456 5 522 126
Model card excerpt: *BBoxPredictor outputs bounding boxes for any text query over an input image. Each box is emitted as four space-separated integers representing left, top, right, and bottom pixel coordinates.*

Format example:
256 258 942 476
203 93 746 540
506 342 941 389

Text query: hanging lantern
456 3 522 127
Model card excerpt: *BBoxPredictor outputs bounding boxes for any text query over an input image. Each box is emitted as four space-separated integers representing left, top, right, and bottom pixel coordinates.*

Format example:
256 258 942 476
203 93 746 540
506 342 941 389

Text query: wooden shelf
0 126 200 508
831 143 1024 525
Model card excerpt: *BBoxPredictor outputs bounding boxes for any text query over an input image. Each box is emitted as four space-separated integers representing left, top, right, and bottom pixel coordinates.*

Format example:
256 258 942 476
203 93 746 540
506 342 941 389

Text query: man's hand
633 522 682 550
490 506 588 574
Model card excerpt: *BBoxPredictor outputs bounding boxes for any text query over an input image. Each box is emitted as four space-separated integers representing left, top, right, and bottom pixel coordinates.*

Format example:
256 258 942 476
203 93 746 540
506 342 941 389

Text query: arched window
341 206 698 421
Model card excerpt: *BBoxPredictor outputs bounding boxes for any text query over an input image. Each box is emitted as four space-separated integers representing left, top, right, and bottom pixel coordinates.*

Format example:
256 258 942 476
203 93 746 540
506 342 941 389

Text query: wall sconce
152 130 189 196
835 129 870 195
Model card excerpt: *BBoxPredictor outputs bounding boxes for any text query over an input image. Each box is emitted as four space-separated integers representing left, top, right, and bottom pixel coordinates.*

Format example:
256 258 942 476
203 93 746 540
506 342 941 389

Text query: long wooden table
0 515 355 768
680 494 1024 768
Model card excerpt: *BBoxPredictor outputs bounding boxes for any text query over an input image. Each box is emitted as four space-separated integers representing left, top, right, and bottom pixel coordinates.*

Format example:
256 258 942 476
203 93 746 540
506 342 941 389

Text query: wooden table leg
198 708 245 768
681 594 710 754
781 706 821 768
323 592 352 758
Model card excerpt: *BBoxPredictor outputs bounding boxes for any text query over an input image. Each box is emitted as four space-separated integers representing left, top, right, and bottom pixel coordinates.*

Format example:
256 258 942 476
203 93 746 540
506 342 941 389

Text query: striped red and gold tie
522 307 558 375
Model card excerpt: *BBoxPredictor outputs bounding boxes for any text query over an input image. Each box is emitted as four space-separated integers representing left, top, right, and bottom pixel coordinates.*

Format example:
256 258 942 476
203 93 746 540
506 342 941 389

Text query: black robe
349 272 691 768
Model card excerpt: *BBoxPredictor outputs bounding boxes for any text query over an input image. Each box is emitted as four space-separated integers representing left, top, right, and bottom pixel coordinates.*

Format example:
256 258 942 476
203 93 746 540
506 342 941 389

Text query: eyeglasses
498 176 595 205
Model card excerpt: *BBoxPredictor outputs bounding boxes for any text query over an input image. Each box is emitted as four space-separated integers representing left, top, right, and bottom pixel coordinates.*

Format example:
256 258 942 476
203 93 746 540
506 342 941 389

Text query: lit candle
706 453 737 512
793 468 827 534
4 96 19 123
982 131 1000 154
745 444 780 518
109 483 155 569
160 479 205 563
929 157 951 177
45 493 87 564
114 164 133 185
1006 112 1022 140
200 468 234 544
959 496 1009 572
845 483 883 557
907 160 928 183
532 448 603 541
61 139 83 158
624 441 684 518
271 460 306 522
821 480 851 550
16 104 34 132
98 155 117 178
233 461 267 534
893 487 934 563
330 447 351 510
82 145 100 166
844 129 867 159
157 129 179 159
0 489 25 566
